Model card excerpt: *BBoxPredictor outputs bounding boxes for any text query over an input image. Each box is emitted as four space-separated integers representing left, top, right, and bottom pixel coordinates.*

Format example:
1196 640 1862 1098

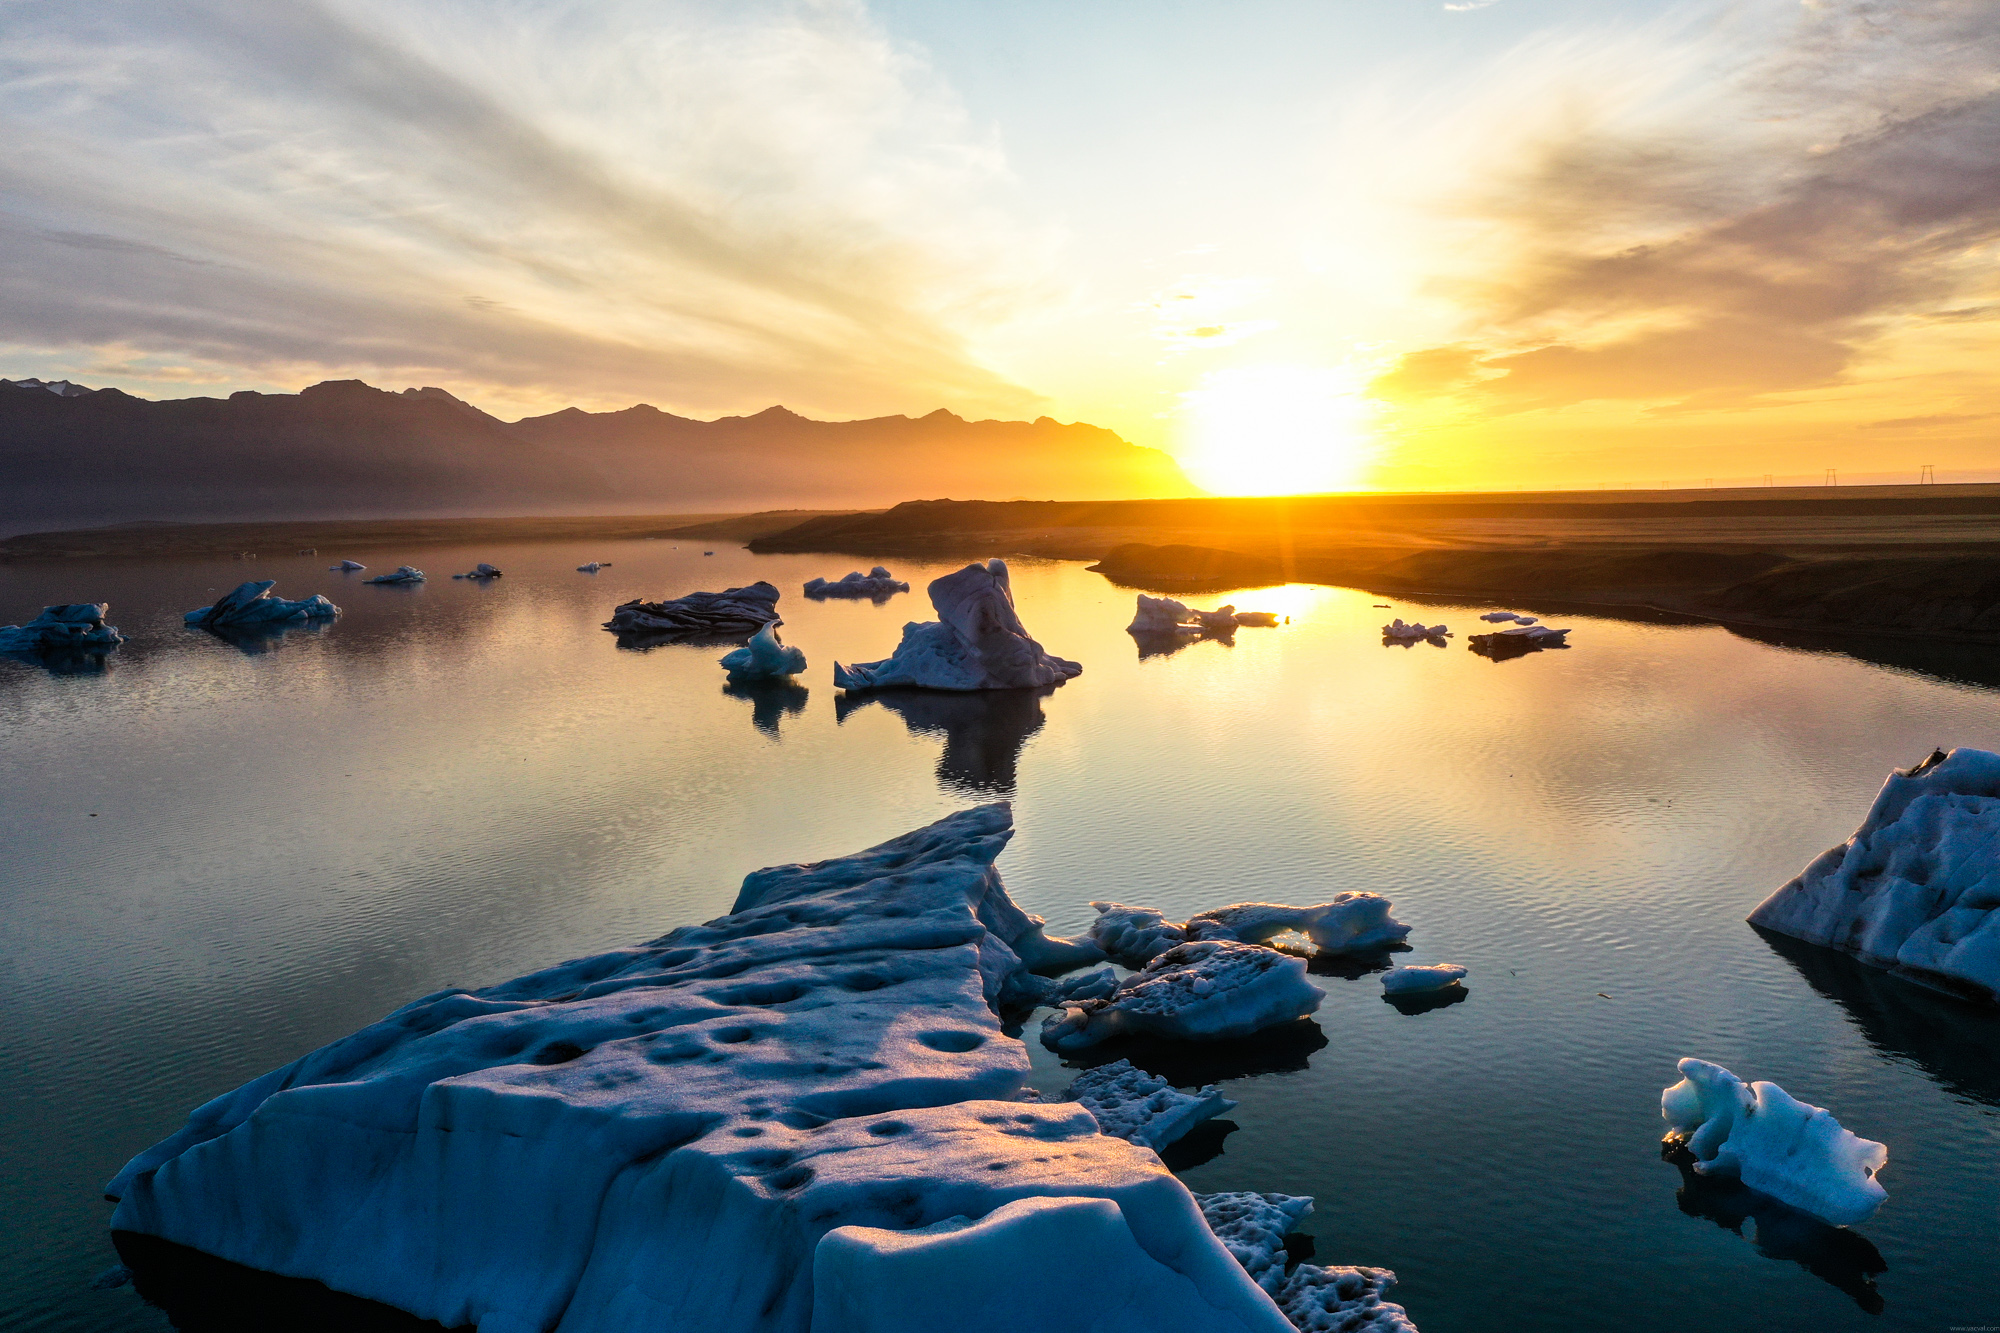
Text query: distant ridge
0 376 1195 530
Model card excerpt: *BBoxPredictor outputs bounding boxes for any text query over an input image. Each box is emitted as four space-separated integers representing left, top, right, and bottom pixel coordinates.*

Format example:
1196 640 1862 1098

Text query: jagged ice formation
184 581 339 630
834 560 1081 692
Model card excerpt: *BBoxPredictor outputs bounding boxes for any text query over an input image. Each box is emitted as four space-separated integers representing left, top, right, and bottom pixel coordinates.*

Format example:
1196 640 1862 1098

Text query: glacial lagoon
5 539 2000 1332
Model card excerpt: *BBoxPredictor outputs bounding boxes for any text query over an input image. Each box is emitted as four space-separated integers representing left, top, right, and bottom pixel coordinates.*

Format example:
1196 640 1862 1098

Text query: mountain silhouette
0 377 1193 529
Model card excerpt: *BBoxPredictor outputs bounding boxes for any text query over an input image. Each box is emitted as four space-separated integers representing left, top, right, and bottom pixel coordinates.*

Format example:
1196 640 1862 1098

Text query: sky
4 0 1998 494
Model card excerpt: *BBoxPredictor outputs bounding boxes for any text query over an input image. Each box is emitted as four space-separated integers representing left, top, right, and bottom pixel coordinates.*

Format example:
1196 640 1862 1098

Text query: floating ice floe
1066 1059 1236 1151
185 580 339 629
1381 619 1448 642
1750 747 2000 1002
1467 625 1569 659
365 566 425 585
1380 964 1467 995
1196 1192 1418 1333
1477 611 1536 624
606 581 782 639
329 560 365 572
106 804 1304 1333
1128 595 1279 636
1040 940 1324 1052
806 567 910 598
720 621 807 681
834 559 1081 692
452 563 502 580
0 603 125 657
1088 897 1412 968
1661 1058 1887 1226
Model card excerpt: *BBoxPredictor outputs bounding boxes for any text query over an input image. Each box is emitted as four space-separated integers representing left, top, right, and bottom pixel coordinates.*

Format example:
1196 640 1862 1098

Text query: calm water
5 539 1999 1333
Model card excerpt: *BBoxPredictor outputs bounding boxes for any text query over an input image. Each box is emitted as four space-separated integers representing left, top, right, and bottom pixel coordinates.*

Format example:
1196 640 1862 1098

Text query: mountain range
0 377 1194 531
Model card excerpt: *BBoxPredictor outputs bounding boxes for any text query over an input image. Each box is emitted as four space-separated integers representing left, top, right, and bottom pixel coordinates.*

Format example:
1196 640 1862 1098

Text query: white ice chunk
0 603 125 654
1661 1058 1888 1226
1381 619 1448 641
1185 897 1412 955
184 581 339 628
1380 964 1466 995
835 560 1081 692
1477 611 1520 623
1128 594 1198 634
452 563 503 579
1190 605 1240 632
1749 747 2000 1002
1195 1192 1313 1295
1066 1059 1236 1151
1088 902 1188 967
606 582 782 637
805 567 910 598
330 560 366 571
720 621 808 681
1041 940 1323 1052
364 565 426 585
1195 1192 1419 1333
811 1195 1292 1333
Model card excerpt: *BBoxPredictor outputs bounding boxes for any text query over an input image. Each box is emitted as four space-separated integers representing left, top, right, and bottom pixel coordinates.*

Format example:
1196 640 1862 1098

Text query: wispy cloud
0 0 1048 418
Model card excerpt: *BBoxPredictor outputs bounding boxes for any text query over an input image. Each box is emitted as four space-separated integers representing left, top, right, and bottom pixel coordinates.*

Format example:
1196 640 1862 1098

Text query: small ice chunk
1066 1059 1236 1150
1380 964 1466 995
577 561 615 573
452 563 502 579
605 582 781 638
1185 896 1412 955
1381 619 1448 641
1052 967 1121 1003
1040 939 1323 1051
719 620 807 681
185 581 339 628
1088 902 1189 967
805 567 910 598
0 603 125 654
329 560 365 571
364 565 425 585
1128 594 1195 634
1190 605 1240 632
835 560 1080 692
1661 1057 1888 1226
1478 611 1519 623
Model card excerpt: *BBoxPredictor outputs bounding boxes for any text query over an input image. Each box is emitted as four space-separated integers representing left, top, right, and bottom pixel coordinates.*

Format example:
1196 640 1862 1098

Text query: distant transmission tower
1824 467 1838 486
1921 463 1936 484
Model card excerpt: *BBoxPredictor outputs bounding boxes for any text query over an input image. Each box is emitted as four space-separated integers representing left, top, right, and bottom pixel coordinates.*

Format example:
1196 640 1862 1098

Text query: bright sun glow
1174 364 1382 496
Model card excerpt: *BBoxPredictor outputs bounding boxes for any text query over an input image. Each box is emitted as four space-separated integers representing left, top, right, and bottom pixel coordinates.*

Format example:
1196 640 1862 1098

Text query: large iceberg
806 567 910 599
834 560 1081 692
0 603 125 656
107 805 1317 1333
1195 1193 1418 1333
1065 1059 1236 1151
184 581 339 630
1089 897 1411 968
720 621 808 681
1041 940 1324 1052
1661 1058 1888 1226
1749 747 2000 1003
607 581 783 638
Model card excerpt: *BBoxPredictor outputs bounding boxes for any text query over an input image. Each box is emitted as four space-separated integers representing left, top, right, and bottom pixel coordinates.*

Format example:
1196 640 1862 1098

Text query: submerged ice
185 581 339 630
106 805 1318 1333
720 621 807 681
1662 1058 1887 1227
1750 747 2000 1002
834 560 1082 692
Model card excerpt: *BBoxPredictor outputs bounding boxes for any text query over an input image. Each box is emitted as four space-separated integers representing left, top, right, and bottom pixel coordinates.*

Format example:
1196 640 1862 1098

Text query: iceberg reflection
836 685 1052 795
722 679 809 738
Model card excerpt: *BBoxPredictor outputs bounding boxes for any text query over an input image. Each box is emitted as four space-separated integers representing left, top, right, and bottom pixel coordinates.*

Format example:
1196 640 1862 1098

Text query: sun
1174 364 1381 496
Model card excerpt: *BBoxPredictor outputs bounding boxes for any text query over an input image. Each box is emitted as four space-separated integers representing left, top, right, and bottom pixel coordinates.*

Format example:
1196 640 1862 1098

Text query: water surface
4 539 1998 1332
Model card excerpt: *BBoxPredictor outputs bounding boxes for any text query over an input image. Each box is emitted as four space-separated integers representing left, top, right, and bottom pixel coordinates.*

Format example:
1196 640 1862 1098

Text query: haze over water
4 542 1998 1332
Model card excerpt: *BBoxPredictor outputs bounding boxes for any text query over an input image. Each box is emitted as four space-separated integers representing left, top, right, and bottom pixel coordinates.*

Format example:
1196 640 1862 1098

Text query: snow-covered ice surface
364 566 426 585
1380 965 1466 995
835 560 1082 692
1381 620 1447 642
0 603 125 657
106 805 1299 1333
1041 940 1324 1051
1661 1058 1888 1227
1195 1193 1418 1333
1748 747 2000 1003
1065 1059 1236 1151
719 621 807 681
605 581 782 638
184 581 339 630
805 568 910 598
1089 898 1410 968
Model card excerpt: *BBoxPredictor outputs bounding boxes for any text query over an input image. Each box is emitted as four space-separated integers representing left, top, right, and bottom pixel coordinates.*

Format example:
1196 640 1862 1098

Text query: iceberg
0 603 125 661
1195 1192 1418 1333
1661 1058 1888 1226
1065 1059 1236 1151
606 581 782 638
834 560 1081 692
1089 897 1411 968
1468 625 1569 659
578 561 611 573
106 804 1299 1333
1380 619 1447 642
184 581 339 629
1127 595 1277 636
1476 611 1535 624
1040 940 1324 1052
1380 964 1466 995
720 621 807 681
805 567 911 599
365 566 426 585
330 560 366 572
452 563 503 580
1748 747 2000 1002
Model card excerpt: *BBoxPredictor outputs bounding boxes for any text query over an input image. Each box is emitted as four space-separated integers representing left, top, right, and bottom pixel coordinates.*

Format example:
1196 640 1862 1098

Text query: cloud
0 0 1048 418
1370 0 2000 414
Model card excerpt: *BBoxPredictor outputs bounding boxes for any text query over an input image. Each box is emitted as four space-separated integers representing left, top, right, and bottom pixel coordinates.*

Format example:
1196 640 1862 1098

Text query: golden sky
5 0 1996 493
